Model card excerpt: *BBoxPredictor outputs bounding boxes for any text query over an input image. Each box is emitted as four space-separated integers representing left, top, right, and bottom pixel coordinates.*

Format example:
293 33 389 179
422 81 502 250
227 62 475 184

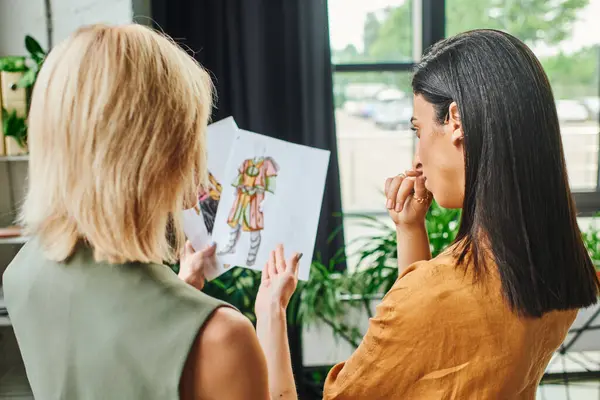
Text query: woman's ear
448 102 463 146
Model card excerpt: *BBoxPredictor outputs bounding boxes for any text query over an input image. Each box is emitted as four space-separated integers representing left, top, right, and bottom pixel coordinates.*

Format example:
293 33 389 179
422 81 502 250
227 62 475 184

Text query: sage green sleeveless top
3 240 226 399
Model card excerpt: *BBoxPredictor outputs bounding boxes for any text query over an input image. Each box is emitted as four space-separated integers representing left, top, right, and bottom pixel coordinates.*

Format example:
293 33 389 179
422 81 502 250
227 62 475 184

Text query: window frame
332 0 600 216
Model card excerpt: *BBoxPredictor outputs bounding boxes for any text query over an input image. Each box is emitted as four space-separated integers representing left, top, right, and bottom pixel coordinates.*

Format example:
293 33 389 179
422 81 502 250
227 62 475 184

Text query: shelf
0 237 28 245
0 155 28 162
0 315 10 327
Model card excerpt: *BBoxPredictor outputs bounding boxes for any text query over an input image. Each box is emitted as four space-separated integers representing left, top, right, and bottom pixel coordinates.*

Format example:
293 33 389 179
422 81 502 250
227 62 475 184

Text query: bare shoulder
180 307 269 400
201 307 256 344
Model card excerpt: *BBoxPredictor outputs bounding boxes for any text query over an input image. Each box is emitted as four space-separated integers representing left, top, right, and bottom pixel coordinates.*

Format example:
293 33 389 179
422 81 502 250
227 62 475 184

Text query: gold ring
413 192 430 204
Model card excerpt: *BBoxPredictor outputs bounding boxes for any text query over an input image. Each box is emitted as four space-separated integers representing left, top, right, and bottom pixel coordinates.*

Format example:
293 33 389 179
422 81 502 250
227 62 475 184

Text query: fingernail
395 203 402 212
210 241 216 247
386 199 392 209
297 253 303 261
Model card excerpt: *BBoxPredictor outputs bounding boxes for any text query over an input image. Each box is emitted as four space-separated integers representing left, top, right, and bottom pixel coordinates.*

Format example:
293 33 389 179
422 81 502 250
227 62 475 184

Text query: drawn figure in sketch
194 171 222 235
218 156 279 266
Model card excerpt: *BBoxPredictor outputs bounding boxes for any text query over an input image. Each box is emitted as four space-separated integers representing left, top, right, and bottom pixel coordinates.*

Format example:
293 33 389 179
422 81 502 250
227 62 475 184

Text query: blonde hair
21 24 213 265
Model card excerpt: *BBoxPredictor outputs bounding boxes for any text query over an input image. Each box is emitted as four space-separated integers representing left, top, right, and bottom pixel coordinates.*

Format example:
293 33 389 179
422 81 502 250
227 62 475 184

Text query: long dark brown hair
413 29 600 317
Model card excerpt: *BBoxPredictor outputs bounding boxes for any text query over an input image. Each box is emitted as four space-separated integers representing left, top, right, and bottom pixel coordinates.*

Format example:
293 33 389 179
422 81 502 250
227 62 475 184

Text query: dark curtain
152 0 345 269
152 1 345 397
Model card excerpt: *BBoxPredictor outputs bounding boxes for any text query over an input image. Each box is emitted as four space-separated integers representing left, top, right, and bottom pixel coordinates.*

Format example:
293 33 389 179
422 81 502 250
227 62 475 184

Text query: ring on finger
398 172 407 179
413 191 431 204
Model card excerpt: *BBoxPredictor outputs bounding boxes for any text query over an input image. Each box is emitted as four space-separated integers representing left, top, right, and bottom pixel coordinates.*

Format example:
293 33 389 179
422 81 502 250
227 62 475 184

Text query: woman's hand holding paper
178 241 217 291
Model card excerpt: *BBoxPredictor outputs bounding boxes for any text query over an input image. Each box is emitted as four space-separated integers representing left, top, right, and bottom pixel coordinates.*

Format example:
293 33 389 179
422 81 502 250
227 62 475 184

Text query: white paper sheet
211 129 330 281
182 117 239 280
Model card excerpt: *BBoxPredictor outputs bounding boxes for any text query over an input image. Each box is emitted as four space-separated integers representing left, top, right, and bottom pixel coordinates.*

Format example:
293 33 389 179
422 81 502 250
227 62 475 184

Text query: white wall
0 0 48 55
0 0 153 56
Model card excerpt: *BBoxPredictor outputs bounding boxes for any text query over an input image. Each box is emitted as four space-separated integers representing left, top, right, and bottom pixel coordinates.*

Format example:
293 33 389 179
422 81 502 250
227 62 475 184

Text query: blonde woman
3 25 299 400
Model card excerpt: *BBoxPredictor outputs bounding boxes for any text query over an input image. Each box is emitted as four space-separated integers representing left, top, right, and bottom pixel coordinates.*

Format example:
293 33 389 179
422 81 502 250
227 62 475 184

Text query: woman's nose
413 152 422 173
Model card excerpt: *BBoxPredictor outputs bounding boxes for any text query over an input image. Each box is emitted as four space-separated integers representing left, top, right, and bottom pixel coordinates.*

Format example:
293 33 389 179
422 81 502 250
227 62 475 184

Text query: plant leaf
0 56 27 72
25 35 45 58
16 68 37 88
2 108 28 148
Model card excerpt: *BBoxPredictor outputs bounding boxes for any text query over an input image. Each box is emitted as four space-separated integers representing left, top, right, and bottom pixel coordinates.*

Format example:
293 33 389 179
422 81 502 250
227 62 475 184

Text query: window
335 71 414 212
328 0 427 215
328 0 417 65
330 0 600 227
445 0 600 192
328 0 443 268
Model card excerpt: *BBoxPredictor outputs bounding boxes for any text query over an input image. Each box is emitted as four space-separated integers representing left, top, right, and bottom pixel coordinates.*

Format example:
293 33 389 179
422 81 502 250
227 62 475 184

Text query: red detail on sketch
218 156 279 266
227 157 279 232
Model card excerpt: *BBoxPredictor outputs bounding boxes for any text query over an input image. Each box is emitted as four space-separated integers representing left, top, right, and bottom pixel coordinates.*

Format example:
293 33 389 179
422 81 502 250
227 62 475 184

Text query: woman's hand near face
385 170 432 227
385 170 433 273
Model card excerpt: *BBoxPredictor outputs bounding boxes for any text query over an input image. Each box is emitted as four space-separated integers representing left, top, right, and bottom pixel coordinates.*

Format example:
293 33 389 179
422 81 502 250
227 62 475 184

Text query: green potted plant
0 35 47 154
581 215 600 280
2 108 27 150
0 35 47 91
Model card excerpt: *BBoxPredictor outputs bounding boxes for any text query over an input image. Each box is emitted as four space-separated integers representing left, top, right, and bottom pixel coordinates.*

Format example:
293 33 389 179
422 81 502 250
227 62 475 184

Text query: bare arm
180 307 270 400
256 305 297 400
396 223 431 274
255 245 300 400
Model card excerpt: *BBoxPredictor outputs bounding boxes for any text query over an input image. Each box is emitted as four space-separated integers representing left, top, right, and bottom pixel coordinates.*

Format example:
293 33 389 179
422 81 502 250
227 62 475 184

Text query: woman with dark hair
259 29 600 399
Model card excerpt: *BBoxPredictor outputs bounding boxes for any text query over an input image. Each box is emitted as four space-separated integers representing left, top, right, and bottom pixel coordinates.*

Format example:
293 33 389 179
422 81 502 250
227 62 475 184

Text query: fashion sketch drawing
194 171 223 235
218 156 280 266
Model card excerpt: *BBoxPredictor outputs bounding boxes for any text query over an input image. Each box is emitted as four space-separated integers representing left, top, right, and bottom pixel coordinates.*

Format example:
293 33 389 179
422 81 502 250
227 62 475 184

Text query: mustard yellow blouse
323 253 576 399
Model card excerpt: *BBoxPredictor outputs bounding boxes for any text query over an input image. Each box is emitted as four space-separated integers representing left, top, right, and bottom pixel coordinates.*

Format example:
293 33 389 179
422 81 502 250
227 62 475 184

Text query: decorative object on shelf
2 108 27 153
1 71 27 155
0 35 47 156
0 36 46 92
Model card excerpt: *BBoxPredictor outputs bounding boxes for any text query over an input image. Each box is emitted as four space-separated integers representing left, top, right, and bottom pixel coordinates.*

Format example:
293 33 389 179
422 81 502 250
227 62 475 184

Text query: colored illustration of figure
218 156 279 266
194 172 222 235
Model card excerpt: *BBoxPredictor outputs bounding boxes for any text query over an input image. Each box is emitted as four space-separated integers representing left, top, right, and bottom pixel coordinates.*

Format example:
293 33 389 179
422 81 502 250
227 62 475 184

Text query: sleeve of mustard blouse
323 266 435 399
